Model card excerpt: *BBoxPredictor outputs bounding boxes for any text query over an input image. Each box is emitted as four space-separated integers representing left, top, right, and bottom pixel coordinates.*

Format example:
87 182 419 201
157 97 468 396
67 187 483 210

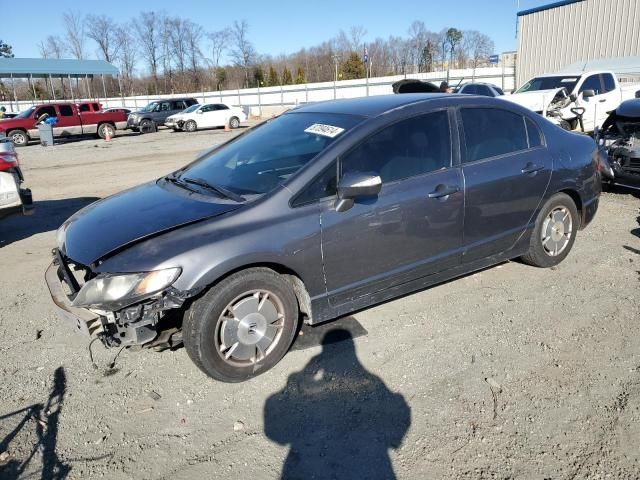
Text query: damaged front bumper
45 252 202 348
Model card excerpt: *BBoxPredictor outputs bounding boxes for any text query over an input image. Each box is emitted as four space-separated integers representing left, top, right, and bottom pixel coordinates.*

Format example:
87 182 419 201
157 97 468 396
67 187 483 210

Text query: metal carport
0 58 120 107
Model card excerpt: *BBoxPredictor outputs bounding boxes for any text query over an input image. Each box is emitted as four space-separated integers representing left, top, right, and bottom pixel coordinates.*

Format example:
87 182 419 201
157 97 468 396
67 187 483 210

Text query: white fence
5 66 515 116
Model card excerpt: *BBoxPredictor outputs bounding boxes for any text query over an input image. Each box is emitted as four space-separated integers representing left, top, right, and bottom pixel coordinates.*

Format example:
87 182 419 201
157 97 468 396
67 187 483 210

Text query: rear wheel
7 130 28 147
520 193 578 268
183 268 299 382
97 123 115 139
184 120 197 132
229 116 240 129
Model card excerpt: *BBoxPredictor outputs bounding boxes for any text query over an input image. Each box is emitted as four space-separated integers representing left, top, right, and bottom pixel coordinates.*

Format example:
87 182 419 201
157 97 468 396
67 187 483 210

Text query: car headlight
71 267 181 310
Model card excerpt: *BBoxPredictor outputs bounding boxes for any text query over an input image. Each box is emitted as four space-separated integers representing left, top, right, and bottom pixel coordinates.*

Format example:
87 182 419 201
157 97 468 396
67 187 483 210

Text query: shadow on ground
0 367 70 479
264 329 411 480
0 197 99 247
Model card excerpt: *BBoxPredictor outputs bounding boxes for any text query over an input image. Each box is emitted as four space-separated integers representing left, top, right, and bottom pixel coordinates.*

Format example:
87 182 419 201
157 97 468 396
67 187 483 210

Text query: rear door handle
599 99 606 103
521 164 544 175
428 184 460 199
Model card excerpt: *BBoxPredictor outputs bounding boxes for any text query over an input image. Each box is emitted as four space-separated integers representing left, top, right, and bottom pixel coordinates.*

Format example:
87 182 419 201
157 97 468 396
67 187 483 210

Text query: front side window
92 103 101 111
293 162 338 206
36 106 57 118
476 86 492 97
341 110 451 183
161 102 172 111
461 108 528 163
580 75 602 95
199 105 213 113
178 112 363 196
78 104 91 113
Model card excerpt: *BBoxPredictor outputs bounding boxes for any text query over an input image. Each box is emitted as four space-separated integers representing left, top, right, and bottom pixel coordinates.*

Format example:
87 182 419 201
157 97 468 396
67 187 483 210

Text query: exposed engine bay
596 99 640 190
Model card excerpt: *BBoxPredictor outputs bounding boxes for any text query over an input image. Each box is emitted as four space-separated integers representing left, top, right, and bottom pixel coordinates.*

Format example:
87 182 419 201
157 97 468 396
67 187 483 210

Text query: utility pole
332 53 340 100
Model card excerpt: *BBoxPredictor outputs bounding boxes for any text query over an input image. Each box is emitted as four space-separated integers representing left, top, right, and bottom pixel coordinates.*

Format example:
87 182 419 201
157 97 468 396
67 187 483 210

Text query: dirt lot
1 126 639 479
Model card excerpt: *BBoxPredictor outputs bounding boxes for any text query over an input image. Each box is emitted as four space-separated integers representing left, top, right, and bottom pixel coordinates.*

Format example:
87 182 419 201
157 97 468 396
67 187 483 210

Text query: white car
165 103 247 132
0 135 33 219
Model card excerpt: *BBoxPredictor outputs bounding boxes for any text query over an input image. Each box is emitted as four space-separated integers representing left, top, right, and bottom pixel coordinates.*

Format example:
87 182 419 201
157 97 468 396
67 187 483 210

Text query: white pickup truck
505 70 640 132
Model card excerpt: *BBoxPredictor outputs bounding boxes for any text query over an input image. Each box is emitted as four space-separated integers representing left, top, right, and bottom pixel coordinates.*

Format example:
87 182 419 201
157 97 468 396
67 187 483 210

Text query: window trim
290 160 339 208
457 106 546 166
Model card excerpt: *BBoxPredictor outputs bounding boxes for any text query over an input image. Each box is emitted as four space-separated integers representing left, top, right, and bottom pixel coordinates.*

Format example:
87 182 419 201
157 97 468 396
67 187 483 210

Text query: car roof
290 94 446 118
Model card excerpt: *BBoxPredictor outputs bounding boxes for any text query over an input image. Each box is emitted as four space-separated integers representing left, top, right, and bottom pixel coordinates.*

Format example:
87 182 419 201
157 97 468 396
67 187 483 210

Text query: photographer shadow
264 329 411 480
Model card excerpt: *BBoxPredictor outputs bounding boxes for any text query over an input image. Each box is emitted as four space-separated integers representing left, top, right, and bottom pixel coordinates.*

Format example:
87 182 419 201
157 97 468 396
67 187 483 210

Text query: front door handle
598 99 606 103
521 163 544 175
428 184 460 199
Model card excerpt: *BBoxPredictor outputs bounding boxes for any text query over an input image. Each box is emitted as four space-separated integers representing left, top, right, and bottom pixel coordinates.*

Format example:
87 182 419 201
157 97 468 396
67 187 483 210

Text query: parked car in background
0 113 18 119
506 70 640 131
102 107 131 115
0 135 33 218
126 98 198 133
455 82 504 97
47 94 601 382
0 103 128 146
595 98 640 191
165 103 246 132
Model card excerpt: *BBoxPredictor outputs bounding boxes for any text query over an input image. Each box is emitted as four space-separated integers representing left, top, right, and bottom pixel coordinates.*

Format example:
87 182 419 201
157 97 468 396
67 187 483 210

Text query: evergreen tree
267 65 280 86
281 67 293 85
341 52 365 80
295 67 305 84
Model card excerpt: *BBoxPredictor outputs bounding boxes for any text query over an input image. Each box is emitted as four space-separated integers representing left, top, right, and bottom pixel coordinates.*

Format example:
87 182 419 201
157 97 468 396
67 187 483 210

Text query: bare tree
118 24 137 94
86 15 121 63
39 36 66 59
63 11 86 59
229 20 257 88
160 15 174 92
184 20 204 88
135 11 161 93
349 25 367 52
207 29 230 68
465 30 495 69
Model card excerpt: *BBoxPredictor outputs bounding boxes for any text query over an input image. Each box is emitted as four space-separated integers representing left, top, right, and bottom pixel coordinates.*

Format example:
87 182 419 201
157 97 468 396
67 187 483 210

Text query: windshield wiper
165 174 198 193
182 177 245 202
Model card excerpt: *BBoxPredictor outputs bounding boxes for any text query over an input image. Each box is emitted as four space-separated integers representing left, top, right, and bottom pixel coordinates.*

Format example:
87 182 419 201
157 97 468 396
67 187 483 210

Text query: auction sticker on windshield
304 124 345 138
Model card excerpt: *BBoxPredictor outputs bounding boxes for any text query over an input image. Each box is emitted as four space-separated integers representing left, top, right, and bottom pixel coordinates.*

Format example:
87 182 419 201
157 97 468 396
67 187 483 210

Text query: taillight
0 152 19 171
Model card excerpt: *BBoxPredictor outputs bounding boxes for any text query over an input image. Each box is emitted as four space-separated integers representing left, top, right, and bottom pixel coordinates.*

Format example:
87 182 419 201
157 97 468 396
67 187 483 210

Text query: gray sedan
47 94 601 382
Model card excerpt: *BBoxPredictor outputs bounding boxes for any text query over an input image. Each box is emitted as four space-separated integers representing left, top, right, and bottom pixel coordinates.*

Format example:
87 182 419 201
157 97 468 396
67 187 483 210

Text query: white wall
5 66 515 115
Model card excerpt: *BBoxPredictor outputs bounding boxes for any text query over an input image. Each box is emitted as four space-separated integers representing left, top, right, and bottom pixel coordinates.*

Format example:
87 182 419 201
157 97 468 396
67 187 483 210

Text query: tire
559 120 572 131
520 192 579 268
139 119 155 134
7 130 28 147
229 116 240 129
97 123 115 139
183 268 299 382
184 120 197 132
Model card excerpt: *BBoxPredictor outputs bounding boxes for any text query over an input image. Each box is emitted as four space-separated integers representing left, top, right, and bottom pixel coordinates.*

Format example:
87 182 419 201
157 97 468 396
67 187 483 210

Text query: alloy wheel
541 206 573 256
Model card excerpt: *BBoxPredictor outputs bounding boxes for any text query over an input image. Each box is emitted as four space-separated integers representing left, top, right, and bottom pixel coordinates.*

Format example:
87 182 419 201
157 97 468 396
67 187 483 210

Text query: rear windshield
516 76 580 93
178 112 363 195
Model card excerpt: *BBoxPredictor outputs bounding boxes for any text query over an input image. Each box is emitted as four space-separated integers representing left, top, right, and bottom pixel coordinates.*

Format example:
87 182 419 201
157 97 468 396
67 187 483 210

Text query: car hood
59 181 241 266
504 88 564 112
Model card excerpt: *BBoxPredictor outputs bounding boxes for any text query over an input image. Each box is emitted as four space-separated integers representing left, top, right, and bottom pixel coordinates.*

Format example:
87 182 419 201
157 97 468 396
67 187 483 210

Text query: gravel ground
0 126 639 479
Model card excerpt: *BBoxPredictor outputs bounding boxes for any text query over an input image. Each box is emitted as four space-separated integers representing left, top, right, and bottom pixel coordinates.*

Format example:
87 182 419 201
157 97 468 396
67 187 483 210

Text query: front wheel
520 192 579 268
7 130 28 147
184 120 197 132
139 119 155 134
183 268 300 382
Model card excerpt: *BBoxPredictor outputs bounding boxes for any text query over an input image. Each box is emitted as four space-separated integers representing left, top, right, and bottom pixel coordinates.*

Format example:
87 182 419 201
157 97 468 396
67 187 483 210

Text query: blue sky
5 0 552 63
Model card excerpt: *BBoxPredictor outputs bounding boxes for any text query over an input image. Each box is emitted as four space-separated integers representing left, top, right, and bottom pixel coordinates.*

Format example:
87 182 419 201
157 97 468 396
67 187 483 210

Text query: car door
599 73 621 123
54 104 82 136
578 74 606 130
28 105 57 138
213 104 231 126
459 107 551 262
197 104 217 128
320 109 464 307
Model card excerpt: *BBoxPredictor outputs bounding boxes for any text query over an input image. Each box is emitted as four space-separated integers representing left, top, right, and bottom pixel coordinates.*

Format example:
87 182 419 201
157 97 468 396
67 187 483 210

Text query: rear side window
580 75 602 95
461 108 528 163
476 86 492 97
526 117 543 148
59 105 74 117
462 85 477 94
602 74 616 93
186 99 198 106
216 104 230 110
341 110 451 183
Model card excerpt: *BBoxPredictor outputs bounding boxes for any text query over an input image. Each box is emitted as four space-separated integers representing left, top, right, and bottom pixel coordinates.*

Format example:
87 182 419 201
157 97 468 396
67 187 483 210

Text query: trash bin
38 123 54 147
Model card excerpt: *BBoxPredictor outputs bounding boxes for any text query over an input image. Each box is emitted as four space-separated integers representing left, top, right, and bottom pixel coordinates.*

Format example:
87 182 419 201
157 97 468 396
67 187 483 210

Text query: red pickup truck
0 102 128 146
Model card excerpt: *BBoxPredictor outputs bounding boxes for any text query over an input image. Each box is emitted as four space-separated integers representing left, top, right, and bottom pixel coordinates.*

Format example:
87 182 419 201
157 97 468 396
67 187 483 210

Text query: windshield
183 104 200 113
139 102 159 113
516 76 580 93
177 112 363 195
16 107 35 119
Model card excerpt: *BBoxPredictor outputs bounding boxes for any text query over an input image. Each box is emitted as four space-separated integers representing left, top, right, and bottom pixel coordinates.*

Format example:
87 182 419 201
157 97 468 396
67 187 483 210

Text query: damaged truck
506 70 640 132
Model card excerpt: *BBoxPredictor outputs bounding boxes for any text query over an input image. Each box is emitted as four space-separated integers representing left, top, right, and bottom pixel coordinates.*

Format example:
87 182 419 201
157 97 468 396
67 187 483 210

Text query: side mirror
196 110 203 114
582 89 596 98
635 90 640 99
335 171 382 212
569 93 577 102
